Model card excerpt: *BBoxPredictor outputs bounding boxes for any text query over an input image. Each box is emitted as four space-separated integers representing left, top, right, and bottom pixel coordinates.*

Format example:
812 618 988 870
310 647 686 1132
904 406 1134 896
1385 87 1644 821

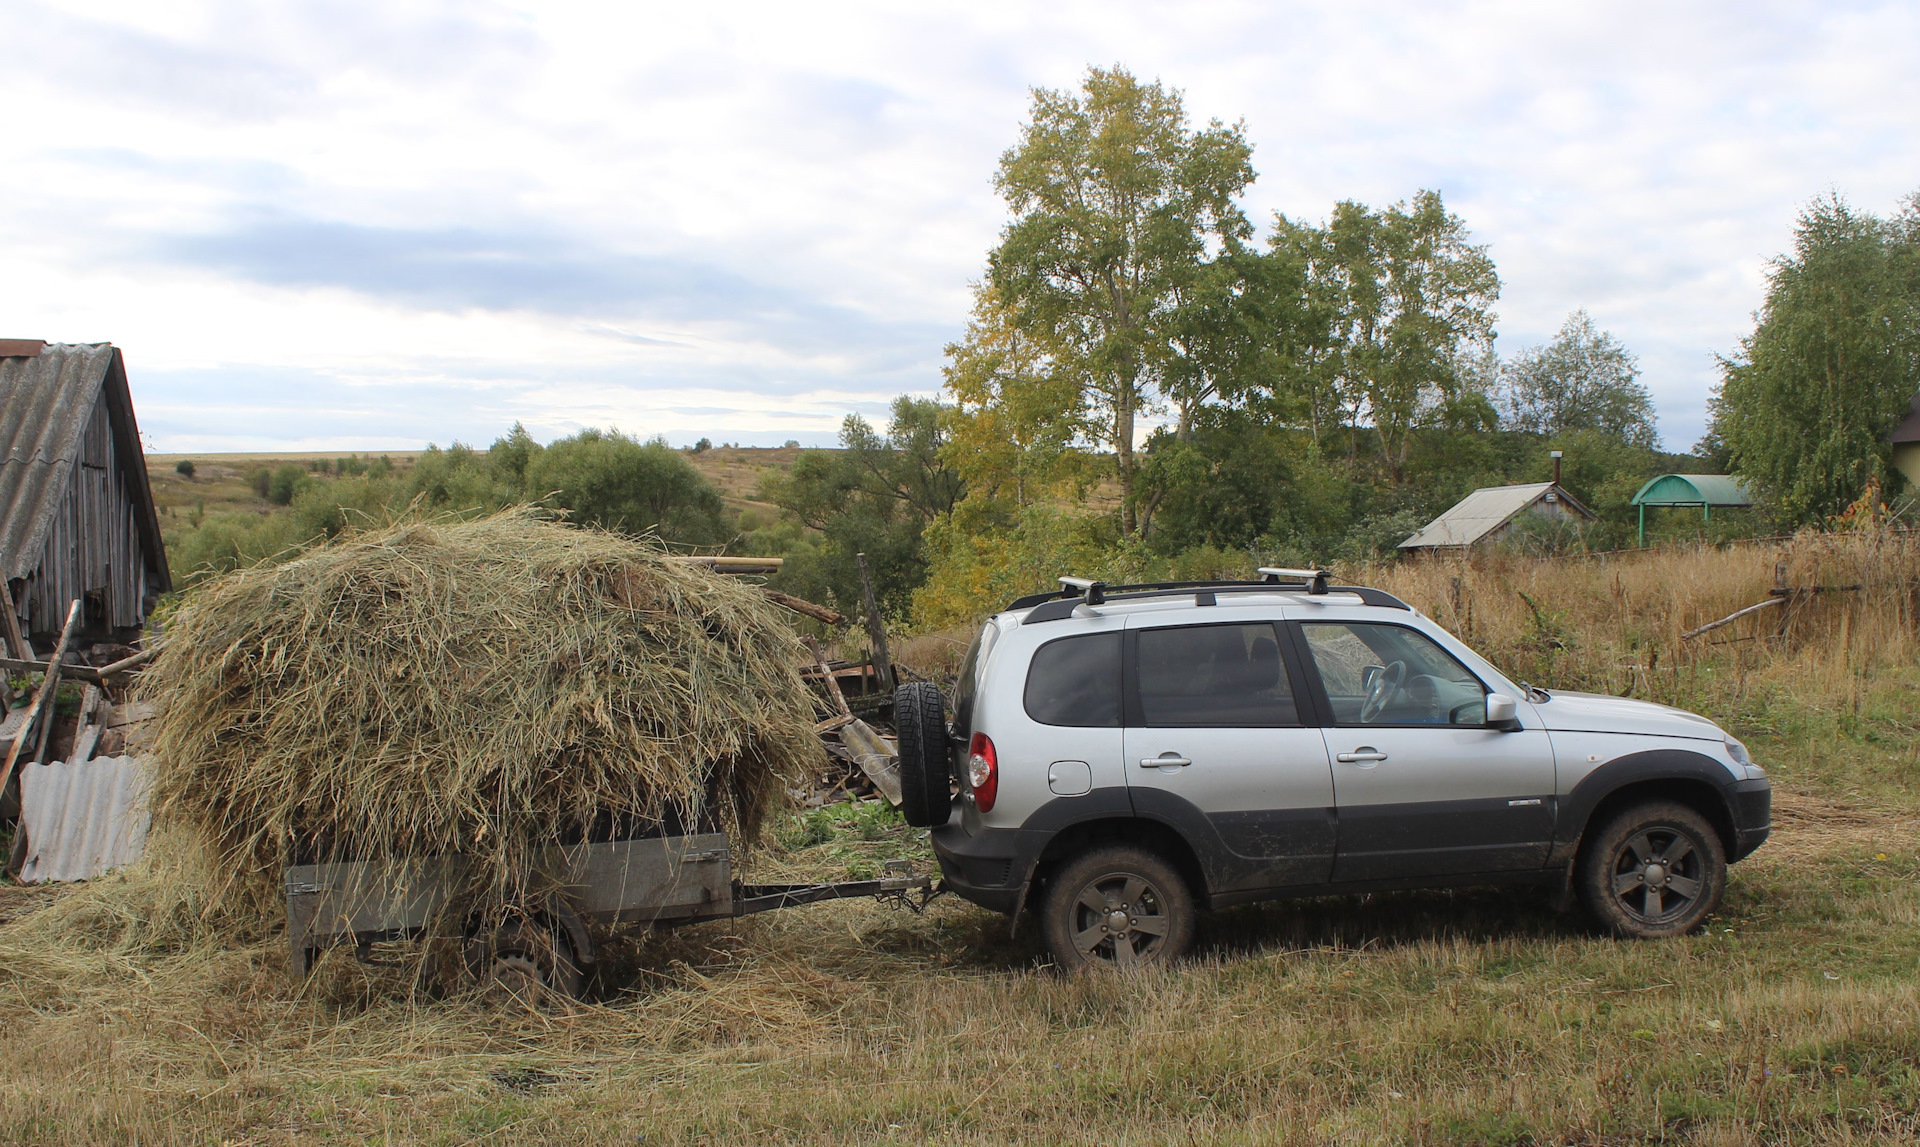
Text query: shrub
267 464 307 506
174 459 195 479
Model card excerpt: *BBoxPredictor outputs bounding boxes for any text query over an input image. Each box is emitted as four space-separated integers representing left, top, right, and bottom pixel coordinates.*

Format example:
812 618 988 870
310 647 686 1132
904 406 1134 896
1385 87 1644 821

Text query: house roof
1399 482 1595 549
0 342 170 591
1891 394 1920 445
1630 473 1753 508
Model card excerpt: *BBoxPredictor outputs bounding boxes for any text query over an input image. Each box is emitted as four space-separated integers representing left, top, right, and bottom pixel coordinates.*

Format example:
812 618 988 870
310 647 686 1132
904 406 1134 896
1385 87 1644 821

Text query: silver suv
892 570 1772 969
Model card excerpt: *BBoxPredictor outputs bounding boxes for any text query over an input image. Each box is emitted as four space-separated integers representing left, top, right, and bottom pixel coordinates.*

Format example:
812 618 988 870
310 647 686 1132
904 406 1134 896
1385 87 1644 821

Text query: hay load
141 509 824 915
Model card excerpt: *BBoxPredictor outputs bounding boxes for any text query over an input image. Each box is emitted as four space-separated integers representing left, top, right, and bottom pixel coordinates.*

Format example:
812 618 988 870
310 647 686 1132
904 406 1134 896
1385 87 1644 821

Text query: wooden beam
0 600 80 796
1681 597 1781 640
667 555 784 571
761 590 844 626
0 584 29 660
805 637 852 720
0 658 106 686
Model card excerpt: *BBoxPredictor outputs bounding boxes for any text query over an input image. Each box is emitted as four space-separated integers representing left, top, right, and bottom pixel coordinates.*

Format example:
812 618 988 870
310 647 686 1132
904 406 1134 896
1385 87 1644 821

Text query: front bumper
1729 777 1771 861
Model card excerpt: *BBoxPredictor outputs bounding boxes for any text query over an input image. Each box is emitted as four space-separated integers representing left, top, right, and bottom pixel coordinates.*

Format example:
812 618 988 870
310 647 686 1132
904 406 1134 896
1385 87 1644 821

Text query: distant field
143 447 807 559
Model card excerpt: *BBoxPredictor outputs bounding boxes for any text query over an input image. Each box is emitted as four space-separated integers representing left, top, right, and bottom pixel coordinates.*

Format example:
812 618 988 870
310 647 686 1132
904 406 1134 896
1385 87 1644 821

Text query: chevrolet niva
890 570 1771 969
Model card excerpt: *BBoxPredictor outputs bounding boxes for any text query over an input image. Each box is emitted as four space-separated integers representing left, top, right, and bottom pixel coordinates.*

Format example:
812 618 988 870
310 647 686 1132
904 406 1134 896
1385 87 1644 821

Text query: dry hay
137 508 825 921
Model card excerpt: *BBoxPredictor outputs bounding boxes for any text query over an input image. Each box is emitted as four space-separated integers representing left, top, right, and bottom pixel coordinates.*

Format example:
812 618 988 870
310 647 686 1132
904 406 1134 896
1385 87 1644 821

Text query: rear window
1136 622 1299 727
1023 632 1122 727
949 620 1000 740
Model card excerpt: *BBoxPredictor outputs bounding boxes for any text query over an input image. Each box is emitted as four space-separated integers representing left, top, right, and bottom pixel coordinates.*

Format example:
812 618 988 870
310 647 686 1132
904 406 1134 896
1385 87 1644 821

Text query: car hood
1533 690 1724 740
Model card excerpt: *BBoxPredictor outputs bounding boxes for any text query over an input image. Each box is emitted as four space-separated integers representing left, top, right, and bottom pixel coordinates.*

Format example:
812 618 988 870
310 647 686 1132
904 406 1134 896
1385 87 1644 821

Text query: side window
1024 632 1121 727
950 620 1002 740
1136 623 1299 728
1302 622 1488 726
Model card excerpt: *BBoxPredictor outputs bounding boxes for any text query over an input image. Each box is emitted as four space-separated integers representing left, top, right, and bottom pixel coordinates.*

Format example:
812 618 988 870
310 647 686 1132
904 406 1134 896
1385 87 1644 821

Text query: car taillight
967 732 998 813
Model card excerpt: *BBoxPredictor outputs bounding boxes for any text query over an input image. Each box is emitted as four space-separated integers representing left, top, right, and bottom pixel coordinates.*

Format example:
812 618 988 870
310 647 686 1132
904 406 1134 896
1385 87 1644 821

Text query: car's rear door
1289 619 1556 881
1122 613 1336 892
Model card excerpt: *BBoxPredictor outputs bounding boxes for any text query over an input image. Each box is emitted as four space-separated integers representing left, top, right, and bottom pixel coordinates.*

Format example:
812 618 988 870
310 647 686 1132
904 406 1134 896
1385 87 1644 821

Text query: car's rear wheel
1040 846 1195 970
1578 801 1726 938
893 682 952 828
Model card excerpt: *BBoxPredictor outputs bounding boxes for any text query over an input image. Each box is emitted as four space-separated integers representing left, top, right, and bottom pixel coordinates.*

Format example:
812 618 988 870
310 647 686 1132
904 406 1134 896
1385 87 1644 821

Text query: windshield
949 620 1000 741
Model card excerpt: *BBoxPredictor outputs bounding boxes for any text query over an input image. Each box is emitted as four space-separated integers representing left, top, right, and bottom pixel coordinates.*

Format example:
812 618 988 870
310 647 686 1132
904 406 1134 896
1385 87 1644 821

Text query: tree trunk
1117 391 1137 535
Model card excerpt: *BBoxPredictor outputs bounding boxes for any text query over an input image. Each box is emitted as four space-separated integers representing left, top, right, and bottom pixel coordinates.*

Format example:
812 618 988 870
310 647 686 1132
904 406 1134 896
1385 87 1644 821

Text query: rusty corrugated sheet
12 756 151 883
0 342 171 637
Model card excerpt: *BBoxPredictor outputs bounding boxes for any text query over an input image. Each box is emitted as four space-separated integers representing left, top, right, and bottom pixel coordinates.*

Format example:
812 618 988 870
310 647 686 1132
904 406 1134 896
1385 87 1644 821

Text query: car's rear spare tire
893 681 952 828
1578 801 1727 939
1040 846 1195 970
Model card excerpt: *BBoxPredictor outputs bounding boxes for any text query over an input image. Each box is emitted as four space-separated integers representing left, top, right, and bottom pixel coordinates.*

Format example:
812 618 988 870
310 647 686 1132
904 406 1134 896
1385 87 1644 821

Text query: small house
0 341 170 647
1891 394 1920 492
1398 481 1595 553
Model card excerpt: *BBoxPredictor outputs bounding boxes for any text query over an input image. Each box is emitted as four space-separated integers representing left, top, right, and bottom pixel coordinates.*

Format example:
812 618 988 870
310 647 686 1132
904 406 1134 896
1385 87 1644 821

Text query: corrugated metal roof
0 343 116 582
1399 482 1595 549
11 756 151 883
0 342 170 593
1631 474 1753 507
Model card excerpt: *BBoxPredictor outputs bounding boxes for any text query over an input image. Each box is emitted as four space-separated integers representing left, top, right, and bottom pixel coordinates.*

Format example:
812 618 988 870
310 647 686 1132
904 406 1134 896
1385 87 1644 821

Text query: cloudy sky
4 1 1916 453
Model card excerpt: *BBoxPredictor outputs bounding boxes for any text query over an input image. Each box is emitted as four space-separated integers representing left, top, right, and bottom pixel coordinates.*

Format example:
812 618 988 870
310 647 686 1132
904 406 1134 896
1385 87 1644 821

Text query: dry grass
138 508 825 927
1 537 1917 1144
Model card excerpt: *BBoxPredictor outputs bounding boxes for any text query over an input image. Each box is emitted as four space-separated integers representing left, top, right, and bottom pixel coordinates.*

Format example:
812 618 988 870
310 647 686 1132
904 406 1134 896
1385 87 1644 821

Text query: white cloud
1 0 1915 451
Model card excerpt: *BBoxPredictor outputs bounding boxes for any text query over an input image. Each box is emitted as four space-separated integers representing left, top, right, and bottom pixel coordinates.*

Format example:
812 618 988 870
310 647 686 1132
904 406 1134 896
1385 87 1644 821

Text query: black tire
893 681 952 828
465 920 584 1001
1040 846 1196 971
1578 801 1727 939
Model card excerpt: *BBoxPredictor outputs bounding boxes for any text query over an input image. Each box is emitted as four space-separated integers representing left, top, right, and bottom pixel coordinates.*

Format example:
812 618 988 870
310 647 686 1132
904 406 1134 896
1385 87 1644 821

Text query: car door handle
1139 753 1192 769
1337 749 1389 763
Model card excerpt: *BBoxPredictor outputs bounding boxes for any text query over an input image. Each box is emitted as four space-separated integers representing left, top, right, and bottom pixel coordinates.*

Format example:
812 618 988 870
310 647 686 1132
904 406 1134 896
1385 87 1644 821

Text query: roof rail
1007 573 1411 623
1258 567 1330 595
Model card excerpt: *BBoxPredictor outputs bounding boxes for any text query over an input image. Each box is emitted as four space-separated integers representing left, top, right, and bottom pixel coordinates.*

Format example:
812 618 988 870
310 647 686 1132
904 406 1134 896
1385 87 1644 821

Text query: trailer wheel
466 921 584 1002
894 681 953 828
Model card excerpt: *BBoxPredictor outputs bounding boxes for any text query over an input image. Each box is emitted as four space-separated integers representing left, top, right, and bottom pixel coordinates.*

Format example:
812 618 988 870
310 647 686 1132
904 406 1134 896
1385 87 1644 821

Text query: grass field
143 447 802 569
1 536 1916 1144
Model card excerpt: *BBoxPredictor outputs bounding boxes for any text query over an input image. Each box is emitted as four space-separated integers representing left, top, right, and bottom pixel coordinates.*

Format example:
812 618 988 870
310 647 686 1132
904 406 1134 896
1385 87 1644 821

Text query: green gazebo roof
1631 474 1752 507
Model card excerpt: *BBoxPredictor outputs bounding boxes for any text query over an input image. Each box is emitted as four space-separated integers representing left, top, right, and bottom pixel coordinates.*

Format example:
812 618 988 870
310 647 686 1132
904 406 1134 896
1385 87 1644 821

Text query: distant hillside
145 446 811 563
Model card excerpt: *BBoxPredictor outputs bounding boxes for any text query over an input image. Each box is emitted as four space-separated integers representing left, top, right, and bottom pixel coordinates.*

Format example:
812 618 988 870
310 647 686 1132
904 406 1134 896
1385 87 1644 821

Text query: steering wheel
1359 660 1407 723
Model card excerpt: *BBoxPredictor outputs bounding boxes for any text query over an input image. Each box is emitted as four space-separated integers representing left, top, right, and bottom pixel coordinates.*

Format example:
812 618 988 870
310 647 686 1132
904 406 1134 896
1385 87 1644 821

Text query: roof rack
1009 572 1410 623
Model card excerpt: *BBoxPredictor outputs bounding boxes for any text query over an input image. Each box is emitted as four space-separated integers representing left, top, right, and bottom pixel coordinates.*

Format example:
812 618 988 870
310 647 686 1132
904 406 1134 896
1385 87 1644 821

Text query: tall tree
1340 193 1499 480
1710 192 1920 522
943 287 1087 509
762 398 964 615
1263 192 1498 480
1501 310 1659 448
988 66 1255 533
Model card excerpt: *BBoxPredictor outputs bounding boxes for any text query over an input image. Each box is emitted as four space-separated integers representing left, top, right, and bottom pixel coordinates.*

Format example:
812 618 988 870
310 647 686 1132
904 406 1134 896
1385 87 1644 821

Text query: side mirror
1485 693 1522 732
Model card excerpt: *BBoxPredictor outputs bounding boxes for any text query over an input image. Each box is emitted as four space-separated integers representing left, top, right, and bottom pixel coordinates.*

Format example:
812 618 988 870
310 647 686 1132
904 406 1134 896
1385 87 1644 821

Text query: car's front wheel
1578 801 1727 938
1040 846 1195 970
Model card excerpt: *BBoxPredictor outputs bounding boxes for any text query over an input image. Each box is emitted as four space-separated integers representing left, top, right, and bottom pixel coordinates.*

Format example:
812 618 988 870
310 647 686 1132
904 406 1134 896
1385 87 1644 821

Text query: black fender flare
1551 747 1742 864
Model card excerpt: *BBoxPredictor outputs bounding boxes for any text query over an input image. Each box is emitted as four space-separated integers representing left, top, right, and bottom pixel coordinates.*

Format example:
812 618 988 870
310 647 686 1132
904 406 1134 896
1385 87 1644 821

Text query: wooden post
0 599 80 799
1 583 29 660
855 552 893 694
1774 561 1792 641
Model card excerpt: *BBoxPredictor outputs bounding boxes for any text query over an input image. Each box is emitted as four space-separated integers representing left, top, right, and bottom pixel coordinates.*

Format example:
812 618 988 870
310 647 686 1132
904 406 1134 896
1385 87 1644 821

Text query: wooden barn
0 341 170 647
